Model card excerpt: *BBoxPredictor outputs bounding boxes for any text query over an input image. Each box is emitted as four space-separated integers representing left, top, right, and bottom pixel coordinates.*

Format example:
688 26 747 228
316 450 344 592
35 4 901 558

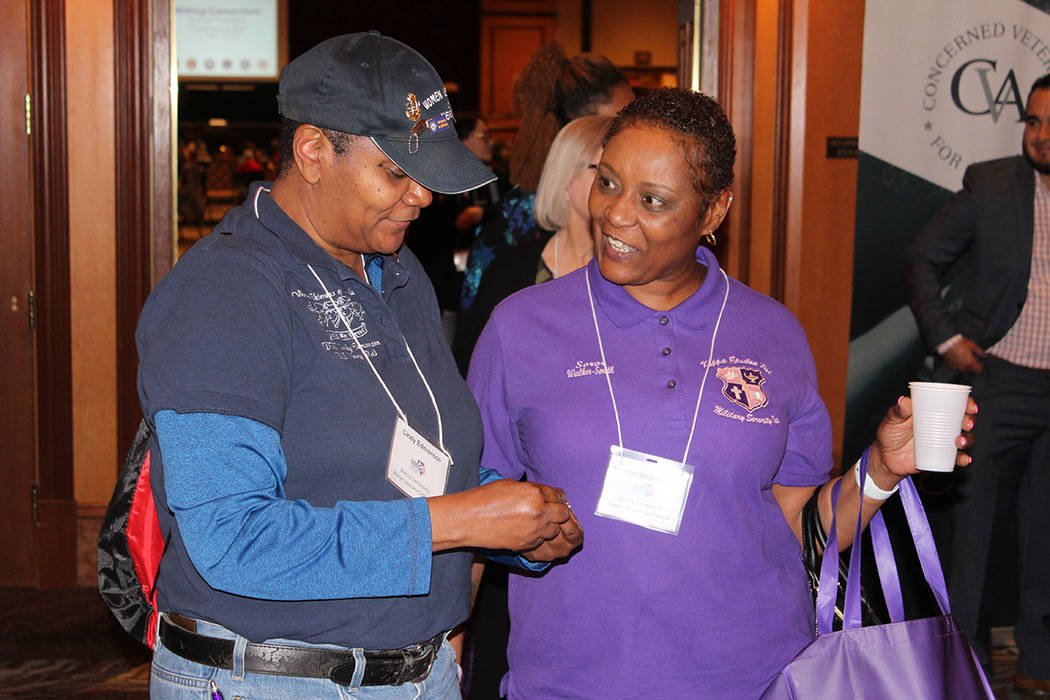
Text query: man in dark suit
904 74 1050 696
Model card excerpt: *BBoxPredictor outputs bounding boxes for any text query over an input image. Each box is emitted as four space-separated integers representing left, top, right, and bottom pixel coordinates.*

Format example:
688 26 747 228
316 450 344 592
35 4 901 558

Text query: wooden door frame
715 0 804 304
717 0 754 285
718 0 853 463
114 0 174 455
1 0 38 586
31 0 76 588
19 0 174 587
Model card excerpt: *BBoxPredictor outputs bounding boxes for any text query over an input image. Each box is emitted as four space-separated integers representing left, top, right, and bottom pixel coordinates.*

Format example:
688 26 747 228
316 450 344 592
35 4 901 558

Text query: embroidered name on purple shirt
566 360 614 378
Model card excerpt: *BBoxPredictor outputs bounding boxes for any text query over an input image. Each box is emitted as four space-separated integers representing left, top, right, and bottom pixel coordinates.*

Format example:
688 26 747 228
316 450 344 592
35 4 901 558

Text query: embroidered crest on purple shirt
716 365 769 412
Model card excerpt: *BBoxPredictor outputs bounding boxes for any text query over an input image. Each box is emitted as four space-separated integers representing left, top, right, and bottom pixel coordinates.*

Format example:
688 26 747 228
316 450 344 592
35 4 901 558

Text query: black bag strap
800 486 882 629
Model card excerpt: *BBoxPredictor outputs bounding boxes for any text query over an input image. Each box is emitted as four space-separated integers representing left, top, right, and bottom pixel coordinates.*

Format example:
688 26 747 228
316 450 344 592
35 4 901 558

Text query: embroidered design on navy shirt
292 288 381 360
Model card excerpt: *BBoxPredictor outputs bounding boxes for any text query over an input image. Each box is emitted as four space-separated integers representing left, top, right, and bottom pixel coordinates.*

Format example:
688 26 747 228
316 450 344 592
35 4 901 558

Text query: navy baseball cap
277 31 495 195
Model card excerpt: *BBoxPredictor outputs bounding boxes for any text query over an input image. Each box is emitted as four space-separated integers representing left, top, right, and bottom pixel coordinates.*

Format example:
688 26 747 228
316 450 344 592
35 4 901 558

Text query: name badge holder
584 267 730 535
308 264 452 498
595 446 694 535
387 416 451 498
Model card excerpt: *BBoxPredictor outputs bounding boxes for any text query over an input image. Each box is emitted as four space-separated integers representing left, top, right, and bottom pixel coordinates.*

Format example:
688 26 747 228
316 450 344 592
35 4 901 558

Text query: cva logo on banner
920 23 1048 181
946 58 1025 122
860 7 1050 192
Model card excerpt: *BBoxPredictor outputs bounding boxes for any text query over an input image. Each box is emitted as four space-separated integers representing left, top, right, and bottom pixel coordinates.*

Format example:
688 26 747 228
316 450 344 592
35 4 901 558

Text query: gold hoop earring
703 230 717 247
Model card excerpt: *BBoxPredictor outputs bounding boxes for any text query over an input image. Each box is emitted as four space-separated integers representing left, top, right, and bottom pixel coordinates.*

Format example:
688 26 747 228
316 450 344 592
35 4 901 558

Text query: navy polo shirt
136 182 482 648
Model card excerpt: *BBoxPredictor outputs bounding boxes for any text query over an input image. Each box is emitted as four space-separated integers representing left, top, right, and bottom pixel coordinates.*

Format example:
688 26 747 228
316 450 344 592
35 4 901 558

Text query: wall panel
67 0 117 585
67 0 117 507
479 13 555 134
783 0 864 464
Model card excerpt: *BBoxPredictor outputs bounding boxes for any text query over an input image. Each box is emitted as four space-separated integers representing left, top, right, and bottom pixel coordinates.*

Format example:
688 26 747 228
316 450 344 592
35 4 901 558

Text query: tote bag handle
817 448 951 634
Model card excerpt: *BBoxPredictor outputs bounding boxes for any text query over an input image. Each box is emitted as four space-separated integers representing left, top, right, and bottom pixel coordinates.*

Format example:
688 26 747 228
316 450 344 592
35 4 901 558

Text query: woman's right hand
521 507 583 562
428 480 582 557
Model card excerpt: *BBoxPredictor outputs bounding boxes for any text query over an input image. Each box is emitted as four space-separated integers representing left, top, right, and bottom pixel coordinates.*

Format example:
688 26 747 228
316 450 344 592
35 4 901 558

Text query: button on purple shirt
467 246 833 699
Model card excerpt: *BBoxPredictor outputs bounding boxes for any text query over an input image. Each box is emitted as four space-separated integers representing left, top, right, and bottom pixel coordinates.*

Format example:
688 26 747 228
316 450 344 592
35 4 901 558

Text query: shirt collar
364 254 385 295
1036 169 1050 201
589 245 726 329
245 181 409 292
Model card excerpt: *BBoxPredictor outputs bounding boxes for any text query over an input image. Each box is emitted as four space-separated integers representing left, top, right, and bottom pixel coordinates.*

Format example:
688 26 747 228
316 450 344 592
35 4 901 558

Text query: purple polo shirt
468 246 832 699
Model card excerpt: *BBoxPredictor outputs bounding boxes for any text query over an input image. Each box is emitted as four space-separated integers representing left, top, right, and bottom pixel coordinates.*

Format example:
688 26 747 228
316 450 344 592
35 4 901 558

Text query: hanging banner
860 0 1050 192
846 0 1050 465
175 0 280 79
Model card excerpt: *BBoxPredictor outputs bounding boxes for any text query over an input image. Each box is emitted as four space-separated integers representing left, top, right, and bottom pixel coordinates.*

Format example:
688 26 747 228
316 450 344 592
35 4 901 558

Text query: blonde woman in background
454 44 632 372
455 116 613 361
535 115 611 280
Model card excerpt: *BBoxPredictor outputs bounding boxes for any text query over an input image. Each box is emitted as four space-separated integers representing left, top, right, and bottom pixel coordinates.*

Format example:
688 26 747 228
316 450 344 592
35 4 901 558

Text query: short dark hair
555 54 630 125
1029 74 1050 106
277 117 353 176
605 87 736 207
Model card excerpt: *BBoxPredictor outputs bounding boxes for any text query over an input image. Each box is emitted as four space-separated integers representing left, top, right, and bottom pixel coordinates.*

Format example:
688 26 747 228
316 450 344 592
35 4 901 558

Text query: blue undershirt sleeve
478 467 549 572
478 466 505 486
156 410 433 600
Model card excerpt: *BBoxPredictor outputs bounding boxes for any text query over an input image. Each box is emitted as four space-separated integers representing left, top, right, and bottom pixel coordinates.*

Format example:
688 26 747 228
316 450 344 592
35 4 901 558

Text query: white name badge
594 445 694 535
386 416 451 498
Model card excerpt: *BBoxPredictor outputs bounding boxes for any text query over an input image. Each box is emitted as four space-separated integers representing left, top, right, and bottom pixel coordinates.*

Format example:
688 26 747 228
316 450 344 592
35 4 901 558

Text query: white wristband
853 459 899 500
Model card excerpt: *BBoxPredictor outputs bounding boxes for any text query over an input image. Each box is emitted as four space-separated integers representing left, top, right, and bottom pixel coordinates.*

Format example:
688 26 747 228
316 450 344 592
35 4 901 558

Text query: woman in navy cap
138 32 580 699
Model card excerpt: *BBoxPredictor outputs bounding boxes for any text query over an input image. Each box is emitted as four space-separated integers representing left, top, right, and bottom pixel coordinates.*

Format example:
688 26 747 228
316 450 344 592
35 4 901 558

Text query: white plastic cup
909 381 971 472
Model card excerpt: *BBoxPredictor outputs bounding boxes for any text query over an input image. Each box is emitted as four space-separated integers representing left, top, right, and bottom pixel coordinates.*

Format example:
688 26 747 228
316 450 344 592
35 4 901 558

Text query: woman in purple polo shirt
466 88 976 698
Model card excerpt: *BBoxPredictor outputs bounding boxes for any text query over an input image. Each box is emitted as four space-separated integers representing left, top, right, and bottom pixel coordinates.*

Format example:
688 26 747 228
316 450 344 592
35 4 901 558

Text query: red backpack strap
127 449 165 649
98 419 166 647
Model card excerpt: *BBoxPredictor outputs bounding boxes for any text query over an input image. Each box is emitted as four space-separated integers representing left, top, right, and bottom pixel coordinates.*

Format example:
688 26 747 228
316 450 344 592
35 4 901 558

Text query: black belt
158 614 444 687
984 354 1050 377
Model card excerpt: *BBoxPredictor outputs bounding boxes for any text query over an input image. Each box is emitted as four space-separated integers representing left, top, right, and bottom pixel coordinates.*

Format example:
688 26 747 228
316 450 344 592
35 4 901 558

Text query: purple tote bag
761 449 994 700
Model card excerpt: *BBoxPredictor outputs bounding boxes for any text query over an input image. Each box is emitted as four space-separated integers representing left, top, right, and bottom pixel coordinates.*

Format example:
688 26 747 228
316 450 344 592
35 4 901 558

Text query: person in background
903 73 1050 697
406 111 504 344
535 116 610 278
137 32 580 700
454 115 610 366
234 141 265 201
454 44 633 372
467 87 976 698
454 113 503 236
177 137 206 228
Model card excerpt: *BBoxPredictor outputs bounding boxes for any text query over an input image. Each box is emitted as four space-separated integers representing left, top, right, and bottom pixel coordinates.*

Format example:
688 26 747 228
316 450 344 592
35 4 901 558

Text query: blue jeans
150 617 462 699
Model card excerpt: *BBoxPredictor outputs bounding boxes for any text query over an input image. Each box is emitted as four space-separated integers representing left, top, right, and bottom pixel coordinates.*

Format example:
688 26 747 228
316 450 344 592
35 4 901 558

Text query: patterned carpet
989 627 1029 700
0 587 149 698
0 586 1031 698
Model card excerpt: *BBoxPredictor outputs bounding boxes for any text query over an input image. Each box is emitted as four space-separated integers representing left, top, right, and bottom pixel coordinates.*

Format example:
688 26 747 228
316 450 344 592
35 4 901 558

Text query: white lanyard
305 264 447 455
554 234 559 278
583 264 730 466
253 186 447 454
